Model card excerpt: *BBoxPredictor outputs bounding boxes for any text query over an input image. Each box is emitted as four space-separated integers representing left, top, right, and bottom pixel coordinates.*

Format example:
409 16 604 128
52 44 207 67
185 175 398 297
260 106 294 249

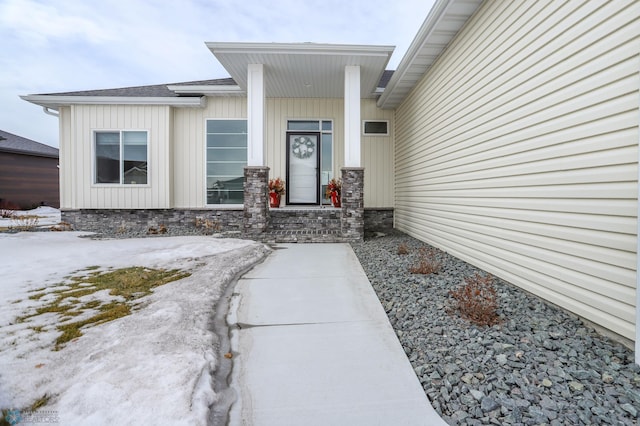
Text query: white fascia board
377 0 454 109
206 42 395 57
167 85 245 95
20 95 206 109
377 0 482 109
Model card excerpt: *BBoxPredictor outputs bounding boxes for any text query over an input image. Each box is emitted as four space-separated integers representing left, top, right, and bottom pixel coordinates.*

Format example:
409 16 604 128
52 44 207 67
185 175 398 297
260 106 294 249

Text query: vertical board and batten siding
61 105 172 209
265 98 394 207
172 97 246 208
394 0 640 340
59 106 72 208
361 100 395 207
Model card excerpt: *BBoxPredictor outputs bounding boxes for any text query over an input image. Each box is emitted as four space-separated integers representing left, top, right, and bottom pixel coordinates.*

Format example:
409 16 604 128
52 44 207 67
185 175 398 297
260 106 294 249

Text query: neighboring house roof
378 0 484 109
0 130 58 159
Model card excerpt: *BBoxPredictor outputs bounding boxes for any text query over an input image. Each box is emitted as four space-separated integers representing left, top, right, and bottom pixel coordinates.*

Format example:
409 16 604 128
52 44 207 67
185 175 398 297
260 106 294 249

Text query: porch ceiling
206 42 394 99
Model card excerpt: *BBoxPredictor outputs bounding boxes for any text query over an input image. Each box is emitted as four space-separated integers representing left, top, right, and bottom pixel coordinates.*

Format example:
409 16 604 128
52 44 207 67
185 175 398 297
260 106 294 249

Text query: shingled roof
36 73 393 98
0 130 59 158
41 78 237 97
378 70 394 89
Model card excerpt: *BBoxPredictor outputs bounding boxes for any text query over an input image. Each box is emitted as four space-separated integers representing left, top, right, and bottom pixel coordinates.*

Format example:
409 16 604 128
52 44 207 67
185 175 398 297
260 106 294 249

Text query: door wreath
291 136 315 159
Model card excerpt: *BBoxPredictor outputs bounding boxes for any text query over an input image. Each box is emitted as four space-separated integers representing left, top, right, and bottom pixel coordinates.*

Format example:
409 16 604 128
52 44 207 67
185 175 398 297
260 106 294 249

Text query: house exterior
22 0 640 360
0 130 60 209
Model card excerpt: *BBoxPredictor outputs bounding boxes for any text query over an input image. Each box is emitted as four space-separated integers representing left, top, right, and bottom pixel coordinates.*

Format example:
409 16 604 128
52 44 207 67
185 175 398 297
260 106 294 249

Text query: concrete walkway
227 243 447 425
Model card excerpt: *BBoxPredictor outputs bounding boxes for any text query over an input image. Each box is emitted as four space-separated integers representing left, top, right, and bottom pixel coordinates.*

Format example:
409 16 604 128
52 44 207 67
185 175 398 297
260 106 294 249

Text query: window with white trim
206 119 247 204
363 120 389 136
95 130 148 184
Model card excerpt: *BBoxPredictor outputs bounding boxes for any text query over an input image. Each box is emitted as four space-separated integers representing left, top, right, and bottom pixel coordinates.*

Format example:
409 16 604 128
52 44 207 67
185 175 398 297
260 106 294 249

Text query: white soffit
206 42 395 98
377 0 483 109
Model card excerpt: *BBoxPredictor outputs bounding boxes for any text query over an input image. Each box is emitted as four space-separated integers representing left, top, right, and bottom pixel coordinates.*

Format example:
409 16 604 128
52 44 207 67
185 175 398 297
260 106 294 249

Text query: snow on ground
0 206 62 229
0 228 270 425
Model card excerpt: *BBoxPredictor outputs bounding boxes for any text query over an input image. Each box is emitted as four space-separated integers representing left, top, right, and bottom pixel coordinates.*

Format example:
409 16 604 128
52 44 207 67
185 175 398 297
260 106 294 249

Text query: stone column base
243 166 270 236
340 167 364 241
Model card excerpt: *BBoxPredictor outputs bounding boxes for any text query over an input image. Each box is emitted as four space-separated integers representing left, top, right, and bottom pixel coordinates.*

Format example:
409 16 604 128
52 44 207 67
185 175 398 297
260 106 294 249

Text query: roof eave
0 146 58 159
20 95 207 110
166 85 245 96
206 42 395 57
377 0 483 109
206 42 395 98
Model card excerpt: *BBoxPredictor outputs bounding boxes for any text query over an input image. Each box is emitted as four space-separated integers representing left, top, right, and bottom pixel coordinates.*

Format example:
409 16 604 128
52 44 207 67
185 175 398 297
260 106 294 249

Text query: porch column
247 63 265 166
344 65 361 167
244 64 268 237
341 66 364 241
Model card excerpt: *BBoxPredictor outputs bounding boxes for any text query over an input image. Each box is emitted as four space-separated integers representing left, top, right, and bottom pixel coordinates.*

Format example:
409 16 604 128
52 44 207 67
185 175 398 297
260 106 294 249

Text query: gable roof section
377 0 483 109
19 78 224 110
46 78 237 97
0 130 59 158
206 42 395 98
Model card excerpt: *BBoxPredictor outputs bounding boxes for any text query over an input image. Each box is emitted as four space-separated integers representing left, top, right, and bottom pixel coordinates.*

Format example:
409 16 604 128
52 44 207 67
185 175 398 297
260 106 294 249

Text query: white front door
287 132 320 204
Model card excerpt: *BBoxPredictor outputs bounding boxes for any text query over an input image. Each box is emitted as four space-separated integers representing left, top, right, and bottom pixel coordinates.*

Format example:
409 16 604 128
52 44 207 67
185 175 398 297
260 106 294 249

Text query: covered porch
204 42 395 241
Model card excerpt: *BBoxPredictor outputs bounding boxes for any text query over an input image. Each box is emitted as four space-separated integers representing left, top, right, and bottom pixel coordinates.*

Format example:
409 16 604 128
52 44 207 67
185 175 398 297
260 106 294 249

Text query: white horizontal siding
67 104 172 209
395 0 640 340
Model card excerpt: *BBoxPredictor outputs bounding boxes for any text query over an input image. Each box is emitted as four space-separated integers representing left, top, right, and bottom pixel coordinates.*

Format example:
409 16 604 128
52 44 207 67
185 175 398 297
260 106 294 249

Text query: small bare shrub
195 217 220 235
1 209 15 219
147 224 168 235
11 215 39 231
449 273 500 326
50 222 73 232
397 242 409 255
409 247 441 274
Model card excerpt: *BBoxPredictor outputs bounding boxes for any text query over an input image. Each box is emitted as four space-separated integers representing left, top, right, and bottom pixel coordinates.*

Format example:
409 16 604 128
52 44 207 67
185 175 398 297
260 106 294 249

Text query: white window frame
92 129 150 186
362 120 389 136
205 118 248 208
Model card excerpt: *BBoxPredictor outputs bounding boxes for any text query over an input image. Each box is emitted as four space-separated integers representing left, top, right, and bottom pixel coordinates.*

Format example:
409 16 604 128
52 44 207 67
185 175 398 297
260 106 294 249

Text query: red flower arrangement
325 178 341 199
268 177 286 194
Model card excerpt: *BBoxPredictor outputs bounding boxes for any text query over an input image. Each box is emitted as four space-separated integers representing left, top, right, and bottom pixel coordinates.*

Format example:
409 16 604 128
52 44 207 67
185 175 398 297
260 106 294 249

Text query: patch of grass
29 325 45 333
56 302 131 349
29 394 50 411
409 247 442 274
28 292 47 301
81 300 101 310
17 266 191 350
1 395 51 426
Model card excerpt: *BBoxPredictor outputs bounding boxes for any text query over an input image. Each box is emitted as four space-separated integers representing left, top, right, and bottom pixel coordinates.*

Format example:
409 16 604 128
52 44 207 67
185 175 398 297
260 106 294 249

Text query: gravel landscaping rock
351 230 640 425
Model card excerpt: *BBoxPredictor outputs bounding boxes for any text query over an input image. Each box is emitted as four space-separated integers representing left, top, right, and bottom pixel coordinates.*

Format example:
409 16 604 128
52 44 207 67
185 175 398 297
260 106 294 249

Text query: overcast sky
0 0 435 148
